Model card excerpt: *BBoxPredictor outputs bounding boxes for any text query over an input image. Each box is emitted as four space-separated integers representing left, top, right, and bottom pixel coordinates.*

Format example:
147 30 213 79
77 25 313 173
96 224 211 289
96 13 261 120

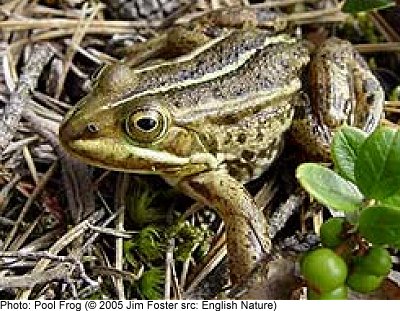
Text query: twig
0 250 97 287
82 210 121 252
2 161 58 251
55 2 101 99
22 145 38 184
170 251 182 299
91 265 142 282
165 238 174 299
8 210 44 251
2 136 39 155
251 0 310 8
386 101 400 107
0 173 21 214
18 210 104 299
355 42 400 53
268 193 306 239
0 18 154 31
114 173 129 299
0 43 54 154
21 102 97 224
86 223 134 239
369 11 400 43
184 240 227 293
0 264 72 289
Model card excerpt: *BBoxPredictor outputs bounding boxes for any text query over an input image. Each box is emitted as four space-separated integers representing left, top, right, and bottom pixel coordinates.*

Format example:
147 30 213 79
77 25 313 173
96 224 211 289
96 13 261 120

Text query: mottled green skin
59 19 384 285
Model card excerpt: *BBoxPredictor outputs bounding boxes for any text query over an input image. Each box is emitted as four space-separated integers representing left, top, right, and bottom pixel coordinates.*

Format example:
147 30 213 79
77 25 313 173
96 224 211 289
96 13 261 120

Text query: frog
59 6 384 287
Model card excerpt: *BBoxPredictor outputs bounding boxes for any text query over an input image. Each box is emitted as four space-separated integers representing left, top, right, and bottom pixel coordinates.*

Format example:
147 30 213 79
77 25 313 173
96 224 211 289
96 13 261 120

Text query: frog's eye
125 107 169 144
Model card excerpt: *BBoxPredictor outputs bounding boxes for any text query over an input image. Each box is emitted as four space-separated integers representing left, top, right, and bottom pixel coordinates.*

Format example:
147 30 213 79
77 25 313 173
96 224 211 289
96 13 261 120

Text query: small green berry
353 247 392 276
320 218 346 249
347 272 384 293
301 248 348 292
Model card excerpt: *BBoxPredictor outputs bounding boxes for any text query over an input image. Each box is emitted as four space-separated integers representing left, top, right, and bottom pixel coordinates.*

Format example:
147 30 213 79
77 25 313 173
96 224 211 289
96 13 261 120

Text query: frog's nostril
59 118 93 145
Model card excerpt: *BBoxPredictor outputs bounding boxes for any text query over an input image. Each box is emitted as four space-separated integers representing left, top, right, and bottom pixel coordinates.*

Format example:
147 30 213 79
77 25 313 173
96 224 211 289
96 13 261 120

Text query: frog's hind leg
124 6 289 67
351 51 385 133
124 26 212 67
291 38 384 160
290 92 332 160
191 6 287 32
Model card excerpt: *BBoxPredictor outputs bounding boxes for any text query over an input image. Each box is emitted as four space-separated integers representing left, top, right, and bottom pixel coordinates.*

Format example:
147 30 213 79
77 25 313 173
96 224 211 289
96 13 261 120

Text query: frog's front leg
178 170 271 285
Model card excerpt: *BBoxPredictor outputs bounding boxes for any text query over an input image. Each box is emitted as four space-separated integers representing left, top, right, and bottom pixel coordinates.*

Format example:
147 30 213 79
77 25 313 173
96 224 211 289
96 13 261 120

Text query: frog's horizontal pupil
124 107 170 145
136 117 157 132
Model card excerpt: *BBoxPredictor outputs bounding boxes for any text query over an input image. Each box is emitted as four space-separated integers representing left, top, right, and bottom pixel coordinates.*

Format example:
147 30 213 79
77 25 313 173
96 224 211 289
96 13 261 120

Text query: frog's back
110 30 307 106
158 36 310 181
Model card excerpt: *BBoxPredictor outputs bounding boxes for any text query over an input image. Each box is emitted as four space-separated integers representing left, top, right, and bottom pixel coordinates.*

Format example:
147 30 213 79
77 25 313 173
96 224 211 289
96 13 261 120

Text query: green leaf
359 205 400 247
134 226 165 261
126 178 166 228
380 188 400 209
355 127 400 200
332 126 367 183
296 163 364 212
123 240 138 268
138 267 165 300
342 0 395 13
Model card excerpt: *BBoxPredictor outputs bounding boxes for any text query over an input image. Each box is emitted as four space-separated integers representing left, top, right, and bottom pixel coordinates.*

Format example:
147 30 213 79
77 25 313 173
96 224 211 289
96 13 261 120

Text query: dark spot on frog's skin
366 93 376 105
221 114 239 124
233 88 243 96
257 149 267 159
212 88 222 97
172 100 184 108
197 59 205 67
279 60 289 70
241 149 256 162
237 133 246 144
224 132 233 145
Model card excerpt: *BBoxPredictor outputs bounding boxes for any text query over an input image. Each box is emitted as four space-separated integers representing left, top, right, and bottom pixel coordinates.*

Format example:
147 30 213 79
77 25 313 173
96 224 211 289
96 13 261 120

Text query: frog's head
59 75 212 179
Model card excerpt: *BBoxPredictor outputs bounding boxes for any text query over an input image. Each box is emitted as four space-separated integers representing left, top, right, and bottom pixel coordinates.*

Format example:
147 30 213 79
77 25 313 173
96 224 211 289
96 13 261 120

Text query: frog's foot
228 255 300 299
178 170 271 285
191 6 287 32
291 37 384 159
124 26 213 67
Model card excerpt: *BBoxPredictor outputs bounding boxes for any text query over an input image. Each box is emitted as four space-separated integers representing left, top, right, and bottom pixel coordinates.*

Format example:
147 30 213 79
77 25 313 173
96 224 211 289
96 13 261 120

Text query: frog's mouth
59 135 212 179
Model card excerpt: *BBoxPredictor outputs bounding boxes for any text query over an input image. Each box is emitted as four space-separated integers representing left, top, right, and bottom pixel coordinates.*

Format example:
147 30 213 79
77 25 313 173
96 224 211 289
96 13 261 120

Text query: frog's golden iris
124 105 170 145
